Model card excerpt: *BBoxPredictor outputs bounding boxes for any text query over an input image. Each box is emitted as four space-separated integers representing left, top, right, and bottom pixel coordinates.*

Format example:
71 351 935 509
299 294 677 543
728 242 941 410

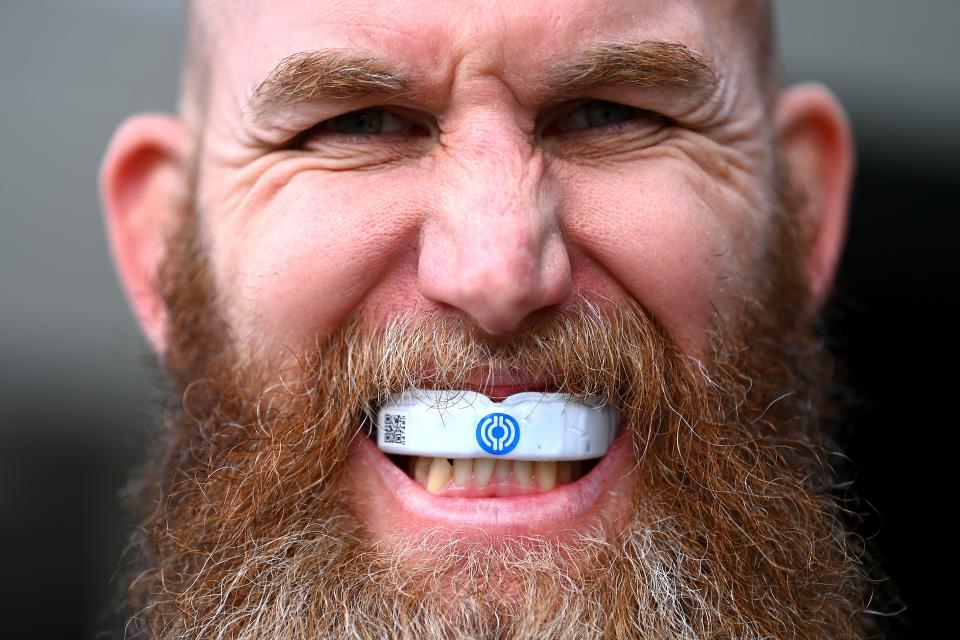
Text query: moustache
170 296 693 486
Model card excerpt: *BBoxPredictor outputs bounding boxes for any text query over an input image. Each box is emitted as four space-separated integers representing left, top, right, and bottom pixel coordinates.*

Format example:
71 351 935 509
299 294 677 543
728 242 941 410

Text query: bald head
179 0 777 129
178 0 211 127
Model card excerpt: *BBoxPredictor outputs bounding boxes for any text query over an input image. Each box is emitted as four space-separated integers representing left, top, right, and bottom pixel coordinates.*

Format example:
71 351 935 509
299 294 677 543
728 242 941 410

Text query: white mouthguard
376 389 618 461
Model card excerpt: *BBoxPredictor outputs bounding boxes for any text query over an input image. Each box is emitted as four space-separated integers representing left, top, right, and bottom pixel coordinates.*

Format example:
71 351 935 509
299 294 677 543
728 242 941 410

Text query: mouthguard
376 390 618 461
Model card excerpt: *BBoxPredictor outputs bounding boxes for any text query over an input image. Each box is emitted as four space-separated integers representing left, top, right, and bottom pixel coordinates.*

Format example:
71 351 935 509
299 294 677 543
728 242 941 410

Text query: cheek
559 163 767 352
210 170 425 351
204 148 770 358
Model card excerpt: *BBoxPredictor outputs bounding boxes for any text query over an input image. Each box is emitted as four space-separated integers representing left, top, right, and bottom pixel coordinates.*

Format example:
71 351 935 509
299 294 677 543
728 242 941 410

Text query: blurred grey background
1 1 955 637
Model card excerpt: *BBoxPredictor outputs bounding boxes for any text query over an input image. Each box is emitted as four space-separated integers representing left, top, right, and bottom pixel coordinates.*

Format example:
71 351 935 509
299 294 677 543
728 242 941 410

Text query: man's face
196 0 774 354
185 0 779 538
103 0 871 637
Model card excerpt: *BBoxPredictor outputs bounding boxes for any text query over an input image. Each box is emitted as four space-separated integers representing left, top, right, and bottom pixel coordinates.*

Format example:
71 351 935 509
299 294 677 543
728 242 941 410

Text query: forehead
207 0 751 100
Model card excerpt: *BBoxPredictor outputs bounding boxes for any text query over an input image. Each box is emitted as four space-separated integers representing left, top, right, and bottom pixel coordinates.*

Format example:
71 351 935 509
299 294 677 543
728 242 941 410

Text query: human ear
99 115 189 356
774 83 855 314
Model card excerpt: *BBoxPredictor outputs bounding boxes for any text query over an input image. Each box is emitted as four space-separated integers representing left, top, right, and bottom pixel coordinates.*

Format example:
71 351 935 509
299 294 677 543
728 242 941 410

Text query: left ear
774 83 855 313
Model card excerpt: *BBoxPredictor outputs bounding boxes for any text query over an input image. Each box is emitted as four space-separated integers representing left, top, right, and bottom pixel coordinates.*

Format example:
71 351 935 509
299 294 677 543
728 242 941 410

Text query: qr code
382 413 407 445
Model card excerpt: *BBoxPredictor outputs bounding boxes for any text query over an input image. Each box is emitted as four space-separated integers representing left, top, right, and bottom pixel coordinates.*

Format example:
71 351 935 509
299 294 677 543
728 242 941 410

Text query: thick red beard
123 179 880 639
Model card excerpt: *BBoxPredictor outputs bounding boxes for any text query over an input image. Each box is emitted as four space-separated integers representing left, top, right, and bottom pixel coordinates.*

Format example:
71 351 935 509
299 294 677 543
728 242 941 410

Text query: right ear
99 115 189 356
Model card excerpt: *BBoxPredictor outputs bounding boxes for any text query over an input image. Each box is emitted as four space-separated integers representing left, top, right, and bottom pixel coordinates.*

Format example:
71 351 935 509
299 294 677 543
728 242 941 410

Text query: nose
417 121 572 335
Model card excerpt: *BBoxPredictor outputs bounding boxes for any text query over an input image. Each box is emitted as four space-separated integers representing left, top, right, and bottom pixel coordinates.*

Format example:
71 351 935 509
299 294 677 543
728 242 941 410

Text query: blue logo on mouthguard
476 413 520 455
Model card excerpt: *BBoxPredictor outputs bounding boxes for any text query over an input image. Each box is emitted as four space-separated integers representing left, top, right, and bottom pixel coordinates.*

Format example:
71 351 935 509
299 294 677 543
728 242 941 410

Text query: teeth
413 456 431 484
535 461 557 491
426 457 453 494
452 458 473 487
474 458 496 487
512 460 532 486
415 457 587 493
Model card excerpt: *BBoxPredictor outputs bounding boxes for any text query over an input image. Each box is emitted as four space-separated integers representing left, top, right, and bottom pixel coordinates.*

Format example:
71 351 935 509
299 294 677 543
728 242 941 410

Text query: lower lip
349 429 635 537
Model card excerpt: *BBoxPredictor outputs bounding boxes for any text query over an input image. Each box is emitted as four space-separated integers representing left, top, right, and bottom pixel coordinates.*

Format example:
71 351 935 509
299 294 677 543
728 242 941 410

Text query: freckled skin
187 0 776 359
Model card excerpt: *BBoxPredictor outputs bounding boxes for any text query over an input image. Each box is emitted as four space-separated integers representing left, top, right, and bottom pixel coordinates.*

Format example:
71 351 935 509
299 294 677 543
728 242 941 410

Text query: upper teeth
412 456 584 494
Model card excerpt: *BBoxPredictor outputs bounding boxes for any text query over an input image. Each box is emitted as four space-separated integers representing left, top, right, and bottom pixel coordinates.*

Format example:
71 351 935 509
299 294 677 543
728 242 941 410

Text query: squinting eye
319 108 419 136
328 109 385 134
581 100 635 127
549 100 645 134
292 107 432 153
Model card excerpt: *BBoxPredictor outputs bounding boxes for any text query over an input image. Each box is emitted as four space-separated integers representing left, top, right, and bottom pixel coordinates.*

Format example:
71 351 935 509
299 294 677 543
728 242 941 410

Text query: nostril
442 265 571 336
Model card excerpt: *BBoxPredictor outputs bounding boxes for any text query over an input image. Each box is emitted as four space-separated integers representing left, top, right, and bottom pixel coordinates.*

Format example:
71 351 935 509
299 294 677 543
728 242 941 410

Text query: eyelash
542 100 669 138
289 100 668 149
286 111 425 148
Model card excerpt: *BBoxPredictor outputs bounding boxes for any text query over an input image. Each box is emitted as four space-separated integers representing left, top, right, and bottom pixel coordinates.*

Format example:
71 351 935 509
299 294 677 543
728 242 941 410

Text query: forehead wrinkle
226 12 755 146
189 0 756 126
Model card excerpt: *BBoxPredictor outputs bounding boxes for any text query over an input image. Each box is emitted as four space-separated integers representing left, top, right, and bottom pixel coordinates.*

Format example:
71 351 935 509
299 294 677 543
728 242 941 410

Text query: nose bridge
449 121 543 250
418 113 572 334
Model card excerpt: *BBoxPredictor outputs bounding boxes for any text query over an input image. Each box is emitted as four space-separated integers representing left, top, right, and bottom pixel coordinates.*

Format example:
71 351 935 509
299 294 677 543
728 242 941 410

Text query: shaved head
178 0 212 128
179 0 777 130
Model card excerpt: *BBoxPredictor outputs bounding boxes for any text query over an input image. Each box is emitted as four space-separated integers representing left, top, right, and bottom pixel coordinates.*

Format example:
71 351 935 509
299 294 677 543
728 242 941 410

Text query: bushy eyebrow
245 40 718 122
548 41 718 96
247 50 411 120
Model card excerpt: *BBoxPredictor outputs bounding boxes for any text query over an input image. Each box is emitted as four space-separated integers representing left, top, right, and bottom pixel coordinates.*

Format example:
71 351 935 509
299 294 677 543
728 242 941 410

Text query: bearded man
99 0 884 638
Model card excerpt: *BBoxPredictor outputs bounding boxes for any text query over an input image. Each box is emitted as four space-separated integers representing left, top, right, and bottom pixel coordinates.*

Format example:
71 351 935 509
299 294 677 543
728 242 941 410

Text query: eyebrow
547 40 718 96
246 40 718 122
247 50 411 120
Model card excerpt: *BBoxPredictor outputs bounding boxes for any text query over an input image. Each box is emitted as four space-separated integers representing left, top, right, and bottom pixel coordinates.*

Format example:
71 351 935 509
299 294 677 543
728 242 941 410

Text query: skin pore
100 1 880 637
